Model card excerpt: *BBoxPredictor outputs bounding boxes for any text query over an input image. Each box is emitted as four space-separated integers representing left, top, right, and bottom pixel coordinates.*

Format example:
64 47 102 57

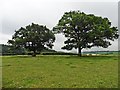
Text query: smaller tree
8 23 55 56
53 11 119 56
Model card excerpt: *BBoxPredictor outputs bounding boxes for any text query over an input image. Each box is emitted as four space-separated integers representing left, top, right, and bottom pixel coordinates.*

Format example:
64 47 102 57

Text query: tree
8 23 55 56
53 11 119 56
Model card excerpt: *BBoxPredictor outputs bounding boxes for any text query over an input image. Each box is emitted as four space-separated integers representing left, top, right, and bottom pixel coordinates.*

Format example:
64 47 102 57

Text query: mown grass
2 55 118 88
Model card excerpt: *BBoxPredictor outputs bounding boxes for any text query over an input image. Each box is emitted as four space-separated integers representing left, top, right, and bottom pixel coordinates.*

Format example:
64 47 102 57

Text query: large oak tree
8 23 55 56
53 11 119 56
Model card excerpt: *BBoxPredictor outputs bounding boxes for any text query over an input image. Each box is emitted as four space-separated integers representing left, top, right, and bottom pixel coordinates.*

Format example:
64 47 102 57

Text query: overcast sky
0 0 119 53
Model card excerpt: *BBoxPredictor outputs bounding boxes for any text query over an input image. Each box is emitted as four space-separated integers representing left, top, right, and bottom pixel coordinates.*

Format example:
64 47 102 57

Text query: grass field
2 55 118 88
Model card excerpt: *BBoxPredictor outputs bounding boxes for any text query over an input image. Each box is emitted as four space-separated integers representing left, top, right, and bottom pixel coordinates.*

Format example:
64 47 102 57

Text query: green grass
2 55 118 88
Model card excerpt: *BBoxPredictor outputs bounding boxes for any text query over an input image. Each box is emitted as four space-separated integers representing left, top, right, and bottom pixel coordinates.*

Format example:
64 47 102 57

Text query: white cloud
0 32 12 44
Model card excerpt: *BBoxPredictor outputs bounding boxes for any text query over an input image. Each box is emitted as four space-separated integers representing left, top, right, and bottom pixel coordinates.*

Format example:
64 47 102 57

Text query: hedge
42 52 78 55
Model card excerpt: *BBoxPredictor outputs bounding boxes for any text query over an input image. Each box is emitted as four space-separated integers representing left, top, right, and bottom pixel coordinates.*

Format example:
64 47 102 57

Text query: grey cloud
1 1 119 51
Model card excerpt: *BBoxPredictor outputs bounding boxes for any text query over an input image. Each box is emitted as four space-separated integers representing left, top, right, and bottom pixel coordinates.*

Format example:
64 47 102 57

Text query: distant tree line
0 44 25 55
5 11 119 56
0 44 57 55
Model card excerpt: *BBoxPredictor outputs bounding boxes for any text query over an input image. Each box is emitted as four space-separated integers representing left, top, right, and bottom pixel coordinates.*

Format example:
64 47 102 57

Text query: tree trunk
78 47 82 56
32 50 36 57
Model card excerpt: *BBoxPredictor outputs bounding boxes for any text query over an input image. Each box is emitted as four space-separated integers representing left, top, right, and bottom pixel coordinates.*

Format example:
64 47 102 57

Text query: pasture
2 55 118 88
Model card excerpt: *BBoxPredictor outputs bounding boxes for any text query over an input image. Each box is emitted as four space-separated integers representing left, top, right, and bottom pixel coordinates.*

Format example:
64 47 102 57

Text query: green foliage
8 23 55 56
53 11 119 55
2 55 118 88
0 44 25 55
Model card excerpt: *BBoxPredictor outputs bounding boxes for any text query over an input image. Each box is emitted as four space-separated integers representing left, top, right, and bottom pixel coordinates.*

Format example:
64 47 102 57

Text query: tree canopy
53 11 119 56
8 23 55 56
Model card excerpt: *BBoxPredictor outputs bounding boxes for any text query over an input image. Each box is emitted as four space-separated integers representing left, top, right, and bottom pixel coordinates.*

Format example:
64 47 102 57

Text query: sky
0 0 119 53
